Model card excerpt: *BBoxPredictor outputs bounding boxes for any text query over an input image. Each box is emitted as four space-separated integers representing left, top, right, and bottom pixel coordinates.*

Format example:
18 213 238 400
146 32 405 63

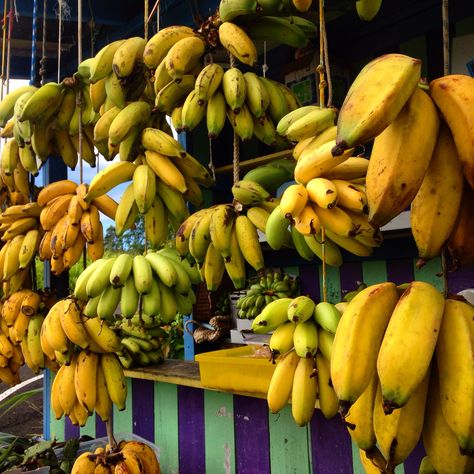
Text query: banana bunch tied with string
72 247 200 326
51 349 127 428
83 130 214 246
37 179 118 275
0 288 58 385
114 313 168 369
0 78 100 169
0 203 42 297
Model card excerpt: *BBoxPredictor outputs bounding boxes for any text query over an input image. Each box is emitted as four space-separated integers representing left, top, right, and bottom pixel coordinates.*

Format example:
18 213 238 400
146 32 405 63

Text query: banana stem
106 418 118 451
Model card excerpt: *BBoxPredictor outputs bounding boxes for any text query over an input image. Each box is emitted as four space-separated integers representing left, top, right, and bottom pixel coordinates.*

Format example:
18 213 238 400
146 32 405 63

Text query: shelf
214 149 293 175
124 359 267 400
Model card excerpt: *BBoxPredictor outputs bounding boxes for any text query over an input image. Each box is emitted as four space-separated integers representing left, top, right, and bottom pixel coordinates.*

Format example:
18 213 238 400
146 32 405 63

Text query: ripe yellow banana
315 353 339 419
377 281 444 413
142 127 186 158
244 72 270 119
269 321 296 356
112 36 146 78
222 67 246 112
165 36 205 80
234 215 264 271
332 53 421 155
306 178 338 209
411 123 464 262
366 88 439 227
108 101 151 146
88 40 126 83
331 282 398 414
74 349 98 414
57 356 77 415
291 356 317 426
195 63 224 102
332 179 368 213
267 350 299 413
100 353 127 411
279 184 308 218
218 22 257 67
207 90 227 139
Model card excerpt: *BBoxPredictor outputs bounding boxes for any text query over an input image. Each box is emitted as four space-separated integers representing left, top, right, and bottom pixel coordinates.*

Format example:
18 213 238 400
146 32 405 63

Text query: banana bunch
37 180 117 274
115 314 167 369
0 203 42 297
73 248 199 324
71 440 160 474
236 270 299 319
42 297 123 360
329 281 474 472
51 351 127 427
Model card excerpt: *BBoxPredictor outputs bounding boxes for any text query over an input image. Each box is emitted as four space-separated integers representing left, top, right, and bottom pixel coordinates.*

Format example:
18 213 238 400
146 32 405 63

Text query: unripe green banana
146 252 178 288
314 302 341 334
251 298 293 334
120 276 140 318
141 278 161 316
318 328 334 361
265 206 291 250
288 295 315 323
109 254 134 288
97 284 122 320
132 254 153 294
293 320 319 358
85 258 117 299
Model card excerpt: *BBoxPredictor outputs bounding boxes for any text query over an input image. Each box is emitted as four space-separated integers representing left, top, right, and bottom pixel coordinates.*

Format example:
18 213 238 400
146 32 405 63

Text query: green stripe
283 265 300 277
49 371 65 441
269 405 311 474
395 463 405 473
154 382 179 474
80 413 96 438
319 264 341 303
204 391 235 474
362 261 387 285
113 378 133 434
413 257 443 291
351 441 365 474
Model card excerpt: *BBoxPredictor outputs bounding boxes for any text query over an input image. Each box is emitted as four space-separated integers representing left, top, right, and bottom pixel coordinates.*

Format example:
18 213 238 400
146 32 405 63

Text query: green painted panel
413 257 444 291
49 371 65 441
362 261 388 285
319 264 341 303
351 441 365 474
283 265 300 277
113 378 133 434
80 413 96 438
204 391 235 474
395 463 405 473
155 382 179 474
269 405 311 474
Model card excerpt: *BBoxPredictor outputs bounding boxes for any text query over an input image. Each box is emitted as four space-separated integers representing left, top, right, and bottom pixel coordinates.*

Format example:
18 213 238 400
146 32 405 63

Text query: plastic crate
195 345 275 395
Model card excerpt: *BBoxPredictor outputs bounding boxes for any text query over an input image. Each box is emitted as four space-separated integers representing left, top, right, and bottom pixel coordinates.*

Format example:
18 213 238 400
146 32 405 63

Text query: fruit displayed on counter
236 270 299 319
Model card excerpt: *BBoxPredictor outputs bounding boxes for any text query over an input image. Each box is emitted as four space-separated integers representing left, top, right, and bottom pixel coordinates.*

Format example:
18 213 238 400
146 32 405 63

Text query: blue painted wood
43 369 51 440
95 416 107 438
404 439 425 474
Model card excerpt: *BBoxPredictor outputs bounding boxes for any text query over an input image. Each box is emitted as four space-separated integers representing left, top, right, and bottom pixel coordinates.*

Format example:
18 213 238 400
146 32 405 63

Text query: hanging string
88 0 95 56
5 1 13 95
156 1 159 31
229 54 240 185
440 0 450 297
262 40 268 78
1 1 8 101
30 0 38 84
322 17 332 107
146 0 160 29
318 0 328 302
39 0 47 85
57 0 62 82
208 138 216 182
144 0 149 41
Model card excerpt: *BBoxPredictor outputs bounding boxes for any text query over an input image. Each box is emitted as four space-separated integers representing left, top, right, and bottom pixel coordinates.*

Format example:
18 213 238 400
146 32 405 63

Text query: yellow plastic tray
195 345 276 395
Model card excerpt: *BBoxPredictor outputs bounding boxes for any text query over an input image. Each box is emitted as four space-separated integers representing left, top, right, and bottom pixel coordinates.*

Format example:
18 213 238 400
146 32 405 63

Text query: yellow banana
269 321 296 356
234 215 264 271
203 242 226 291
246 206 269 233
108 101 151 146
88 40 126 83
195 63 224 102
57 356 77 415
313 204 358 237
291 356 317 426
224 227 246 289
227 103 254 141
207 90 227 139
267 350 299 413
74 350 98 414
218 22 257 67
332 179 368 213
244 72 269 118
115 182 139 236
279 184 308 218
112 36 146 78
165 36 205 80
285 107 336 142
132 163 156 214
306 178 338 209
315 353 339 419
141 127 186 158
82 316 122 352
95 362 113 422
222 67 246 112
37 179 77 207
321 156 369 180
145 150 186 193
144 195 168 248
100 353 127 411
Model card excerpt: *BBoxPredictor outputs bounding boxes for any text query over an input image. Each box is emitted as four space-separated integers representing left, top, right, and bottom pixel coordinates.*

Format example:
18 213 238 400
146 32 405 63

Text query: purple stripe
311 411 353 474
386 258 414 285
178 386 205 473
299 265 321 301
95 416 107 438
132 379 155 442
234 395 270 474
447 264 474 294
339 261 363 295
403 439 425 474
65 416 79 440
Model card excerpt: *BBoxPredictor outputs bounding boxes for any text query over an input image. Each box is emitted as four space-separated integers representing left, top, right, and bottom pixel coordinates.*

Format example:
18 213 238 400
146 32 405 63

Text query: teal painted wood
413 257 443 290
283 265 300 276
154 381 179 474
204 390 235 474
113 378 133 434
269 405 311 474
48 371 65 441
319 264 341 303
80 413 96 438
362 261 388 285
351 441 365 474
396 463 405 473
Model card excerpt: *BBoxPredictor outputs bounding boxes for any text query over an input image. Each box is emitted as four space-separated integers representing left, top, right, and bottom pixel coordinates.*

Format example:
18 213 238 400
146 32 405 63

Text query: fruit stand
0 0 473 473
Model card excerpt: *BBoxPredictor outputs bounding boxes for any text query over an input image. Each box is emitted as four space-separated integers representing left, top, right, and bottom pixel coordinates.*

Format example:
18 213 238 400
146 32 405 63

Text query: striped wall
44 255 474 473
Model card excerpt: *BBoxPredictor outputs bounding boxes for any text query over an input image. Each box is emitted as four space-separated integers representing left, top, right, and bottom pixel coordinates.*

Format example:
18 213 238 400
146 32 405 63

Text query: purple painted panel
299 265 321 301
132 378 155 442
447 264 474 294
311 411 353 474
386 258 414 285
65 416 79 440
234 395 270 474
178 386 205 474
339 261 363 295
404 439 425 474
95 416 107 438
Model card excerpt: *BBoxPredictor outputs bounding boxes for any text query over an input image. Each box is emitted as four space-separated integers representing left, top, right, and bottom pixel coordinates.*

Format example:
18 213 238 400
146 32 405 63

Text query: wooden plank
113 378 133 434
155 382 179 474
269 405 311 474
319 264 341 303
310 410 353 473
124 359 201 385
234 395 271 474
132 378 155 442
413 257 443 291
204 391 235 474
80 413 96 439
362 260 388 285
178 386 205 473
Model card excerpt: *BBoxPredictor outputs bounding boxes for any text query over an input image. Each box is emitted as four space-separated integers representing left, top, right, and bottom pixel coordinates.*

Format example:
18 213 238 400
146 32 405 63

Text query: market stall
0 0 473 473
